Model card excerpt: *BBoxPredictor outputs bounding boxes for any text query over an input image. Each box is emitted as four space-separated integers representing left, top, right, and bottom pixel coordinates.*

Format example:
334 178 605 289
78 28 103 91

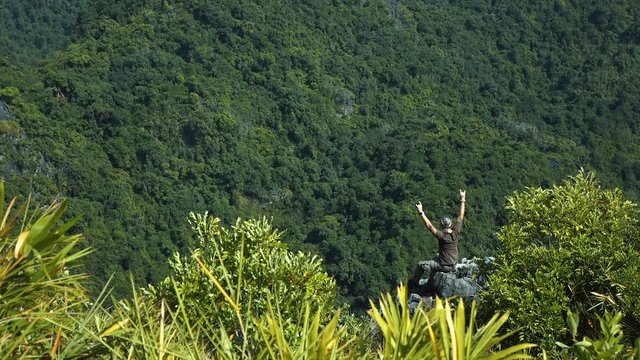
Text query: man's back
435 219 462 267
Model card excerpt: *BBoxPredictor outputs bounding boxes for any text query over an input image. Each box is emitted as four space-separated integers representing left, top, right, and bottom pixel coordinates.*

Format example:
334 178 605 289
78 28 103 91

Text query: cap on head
441 216 452 228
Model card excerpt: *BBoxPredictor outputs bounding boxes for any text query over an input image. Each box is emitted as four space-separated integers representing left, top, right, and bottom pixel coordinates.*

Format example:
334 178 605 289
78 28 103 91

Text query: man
409 190 466 290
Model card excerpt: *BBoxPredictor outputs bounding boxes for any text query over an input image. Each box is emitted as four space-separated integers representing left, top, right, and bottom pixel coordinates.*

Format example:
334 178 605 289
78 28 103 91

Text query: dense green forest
1 0 640 310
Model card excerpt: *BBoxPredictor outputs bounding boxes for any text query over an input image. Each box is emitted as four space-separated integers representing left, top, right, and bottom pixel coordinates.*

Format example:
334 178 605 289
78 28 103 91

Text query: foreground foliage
0 174 640 360
558 311 640 359
5 176 638 358
484 171 640 352
0 180 93 358
370 285 535 359
146 212 338 352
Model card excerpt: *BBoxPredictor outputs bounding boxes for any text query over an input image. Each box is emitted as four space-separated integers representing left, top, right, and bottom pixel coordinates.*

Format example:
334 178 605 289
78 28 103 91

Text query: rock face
408 257 492 310
0 101 12 120
431 271 481 298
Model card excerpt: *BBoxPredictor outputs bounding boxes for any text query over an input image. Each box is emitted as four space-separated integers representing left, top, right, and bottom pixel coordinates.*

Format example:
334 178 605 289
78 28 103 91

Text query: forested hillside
0 0 86 63
1 0 639 309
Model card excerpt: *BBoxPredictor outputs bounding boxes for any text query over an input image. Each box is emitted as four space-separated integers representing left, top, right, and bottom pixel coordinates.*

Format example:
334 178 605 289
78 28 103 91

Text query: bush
483 171 640 351
146 212 338 351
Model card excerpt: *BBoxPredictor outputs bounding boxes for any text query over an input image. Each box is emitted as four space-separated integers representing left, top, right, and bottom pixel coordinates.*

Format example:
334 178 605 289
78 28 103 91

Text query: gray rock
408 257 493 309
0 101 13 120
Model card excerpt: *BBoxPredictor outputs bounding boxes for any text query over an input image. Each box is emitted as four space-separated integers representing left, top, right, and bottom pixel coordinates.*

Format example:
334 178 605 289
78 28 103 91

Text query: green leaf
567 310 579 336
575 340 593 348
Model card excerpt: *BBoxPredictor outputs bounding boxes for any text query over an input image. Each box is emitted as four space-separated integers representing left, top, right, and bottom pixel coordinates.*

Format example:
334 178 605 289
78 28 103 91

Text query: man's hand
460 189 466 201
415 201 424 214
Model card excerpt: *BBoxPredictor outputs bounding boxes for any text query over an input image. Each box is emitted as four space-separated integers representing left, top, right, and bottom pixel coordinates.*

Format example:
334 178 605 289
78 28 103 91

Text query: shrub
146 212 338 351
483 171 640 351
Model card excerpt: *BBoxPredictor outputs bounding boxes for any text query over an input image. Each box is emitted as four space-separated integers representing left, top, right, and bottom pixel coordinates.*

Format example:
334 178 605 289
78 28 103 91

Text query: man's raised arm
416 201 438 236
458 189 466 221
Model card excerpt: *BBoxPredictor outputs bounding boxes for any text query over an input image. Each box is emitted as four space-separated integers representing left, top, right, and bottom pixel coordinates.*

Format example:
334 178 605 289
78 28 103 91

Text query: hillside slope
1 0 639 308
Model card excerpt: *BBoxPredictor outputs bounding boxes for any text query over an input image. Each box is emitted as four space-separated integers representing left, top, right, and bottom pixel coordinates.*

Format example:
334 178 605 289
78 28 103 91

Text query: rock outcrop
408 257 493 310
0 101 13 120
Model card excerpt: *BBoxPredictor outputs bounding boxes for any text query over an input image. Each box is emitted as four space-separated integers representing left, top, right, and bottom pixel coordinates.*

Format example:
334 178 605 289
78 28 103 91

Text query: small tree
147 212 338 350
483 171 640 351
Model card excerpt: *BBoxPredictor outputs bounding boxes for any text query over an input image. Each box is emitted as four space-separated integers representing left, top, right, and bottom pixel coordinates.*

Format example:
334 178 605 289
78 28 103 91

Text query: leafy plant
557 310 640 359
369 284 535 359
146 212 338 352
255 300 358 360
483 171 640 351
99 281 214 360
0 180 92 358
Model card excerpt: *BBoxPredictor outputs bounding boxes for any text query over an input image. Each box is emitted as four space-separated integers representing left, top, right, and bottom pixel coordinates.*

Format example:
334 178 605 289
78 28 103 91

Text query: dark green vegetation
1 0 640 310
0 0 86 63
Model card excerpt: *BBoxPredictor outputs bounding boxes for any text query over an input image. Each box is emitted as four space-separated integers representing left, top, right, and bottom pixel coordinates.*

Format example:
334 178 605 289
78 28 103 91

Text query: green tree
483 171 640 351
